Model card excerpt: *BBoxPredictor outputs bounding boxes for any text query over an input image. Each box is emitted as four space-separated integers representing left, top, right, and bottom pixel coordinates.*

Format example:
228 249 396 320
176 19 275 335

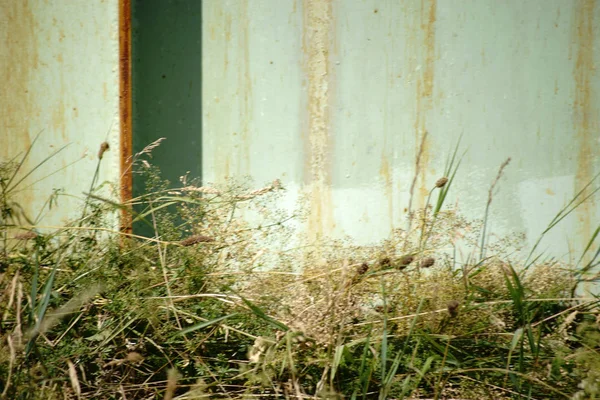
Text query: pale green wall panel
202 0 305 186
0 0 121 229
202 0 600 267
2 0 598 275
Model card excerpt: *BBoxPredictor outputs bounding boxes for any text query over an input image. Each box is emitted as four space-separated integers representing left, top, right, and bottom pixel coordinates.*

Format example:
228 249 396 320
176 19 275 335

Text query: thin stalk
525 171 600 269
149 199 182 331
479 158 511 261
406 131 428 235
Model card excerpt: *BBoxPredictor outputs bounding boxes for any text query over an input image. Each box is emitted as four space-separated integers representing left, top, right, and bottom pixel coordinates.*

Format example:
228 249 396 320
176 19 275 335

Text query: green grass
1 138 599 399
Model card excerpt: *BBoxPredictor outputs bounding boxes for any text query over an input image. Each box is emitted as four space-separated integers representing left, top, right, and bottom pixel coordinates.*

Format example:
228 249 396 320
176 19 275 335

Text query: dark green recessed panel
131 0 202 236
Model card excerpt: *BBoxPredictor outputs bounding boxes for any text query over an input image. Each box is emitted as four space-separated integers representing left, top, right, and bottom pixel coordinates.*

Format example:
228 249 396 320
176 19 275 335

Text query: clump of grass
1 137 599 399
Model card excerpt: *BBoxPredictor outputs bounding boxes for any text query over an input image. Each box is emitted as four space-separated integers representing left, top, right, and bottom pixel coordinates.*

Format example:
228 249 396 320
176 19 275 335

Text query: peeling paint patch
302 0 334 240
572 0 598 259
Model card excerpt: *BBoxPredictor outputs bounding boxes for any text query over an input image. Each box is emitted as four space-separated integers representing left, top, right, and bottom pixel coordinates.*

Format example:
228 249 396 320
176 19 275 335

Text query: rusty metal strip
119 0 133 234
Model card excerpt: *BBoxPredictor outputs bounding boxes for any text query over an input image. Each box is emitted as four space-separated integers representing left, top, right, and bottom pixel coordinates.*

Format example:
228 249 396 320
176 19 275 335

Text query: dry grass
1 140 599 399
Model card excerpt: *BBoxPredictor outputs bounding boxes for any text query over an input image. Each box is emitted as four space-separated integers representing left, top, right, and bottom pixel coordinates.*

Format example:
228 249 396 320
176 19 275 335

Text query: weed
0 138 599 399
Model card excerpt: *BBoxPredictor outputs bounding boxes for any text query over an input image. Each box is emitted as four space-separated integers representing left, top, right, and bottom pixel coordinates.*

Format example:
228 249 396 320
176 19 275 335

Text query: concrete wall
0 0 121 228
203 0 600 266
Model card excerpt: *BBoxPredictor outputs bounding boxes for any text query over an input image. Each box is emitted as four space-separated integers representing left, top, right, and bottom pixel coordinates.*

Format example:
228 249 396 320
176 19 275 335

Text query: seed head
356 262 369 275
435 177 448 188
98 142 110 160
14 231 38 240
420 257 435 269
397 255 414 270
379 257 391 269
447 300 460 318
180 235 215 246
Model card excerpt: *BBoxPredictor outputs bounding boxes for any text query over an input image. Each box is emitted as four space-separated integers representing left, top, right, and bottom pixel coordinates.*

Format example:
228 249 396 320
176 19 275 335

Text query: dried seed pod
180 235 215 246
447 300 460 318
420 257 435 269
397 255 414 269
435 177 449 188
356 262 369 275
14 231 38 240
98 142 110 160
379 257 391 269
125 352 144 364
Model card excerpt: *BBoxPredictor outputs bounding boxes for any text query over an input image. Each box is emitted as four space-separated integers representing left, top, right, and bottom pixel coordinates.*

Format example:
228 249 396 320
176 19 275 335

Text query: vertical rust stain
380 150 394 233
0 0 37 214
302 0 334 240
572 0 598 265
413 0 437 206
119 0 133 233
0 1 36 152
240 0 252 174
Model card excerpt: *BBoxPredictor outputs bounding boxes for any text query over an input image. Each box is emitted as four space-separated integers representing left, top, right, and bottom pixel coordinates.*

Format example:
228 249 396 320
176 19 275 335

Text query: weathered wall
2 0 598 275
203 0 600 265
0 0 120 229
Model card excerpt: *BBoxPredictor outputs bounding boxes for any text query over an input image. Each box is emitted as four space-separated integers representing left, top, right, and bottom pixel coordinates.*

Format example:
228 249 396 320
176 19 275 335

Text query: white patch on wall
517 175 577 261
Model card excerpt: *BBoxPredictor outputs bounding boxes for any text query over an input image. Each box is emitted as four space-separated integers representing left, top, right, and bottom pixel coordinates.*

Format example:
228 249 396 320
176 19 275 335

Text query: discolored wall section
202 0 600 267
2 0 599 278
0 0 121 229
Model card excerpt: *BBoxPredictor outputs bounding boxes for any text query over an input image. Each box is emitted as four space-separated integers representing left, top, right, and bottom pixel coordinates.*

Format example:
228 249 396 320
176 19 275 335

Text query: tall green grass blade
379 298 425 400
380 277 388 383
354 326 373 400
28 246 40 326
576 224 600 274
331 344 345 382
26 259 60 354
525 171 600 269
14 156 83 195
174 314 238 337
581 247 600 277
411 355 435 395
434 142 466 216
509 327 524 354
4 129 44 192
238 295 290 332
7 143 71 194
284 332 297 381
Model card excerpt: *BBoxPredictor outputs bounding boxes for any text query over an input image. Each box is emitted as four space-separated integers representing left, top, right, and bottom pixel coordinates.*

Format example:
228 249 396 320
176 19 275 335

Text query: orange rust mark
0 0 37 218
302 0 335 241
241 0 251 175
572 0 598 267
119 0 133 234
0 1 36 153
379 150 393 233
52 95 66 140
413 0 437 206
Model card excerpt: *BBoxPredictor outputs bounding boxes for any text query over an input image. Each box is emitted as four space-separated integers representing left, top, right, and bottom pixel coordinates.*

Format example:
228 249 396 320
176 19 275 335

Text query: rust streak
379 150 393 233
0 1 36 152
119 0 133 234
303 0 334 240
572 0 598 267
0 1 37 216
413 0 437 207
241 0 251 175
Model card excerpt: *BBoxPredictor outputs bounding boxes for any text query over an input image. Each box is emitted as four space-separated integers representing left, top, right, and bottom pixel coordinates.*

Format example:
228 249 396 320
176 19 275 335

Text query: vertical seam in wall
119 0 133 233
